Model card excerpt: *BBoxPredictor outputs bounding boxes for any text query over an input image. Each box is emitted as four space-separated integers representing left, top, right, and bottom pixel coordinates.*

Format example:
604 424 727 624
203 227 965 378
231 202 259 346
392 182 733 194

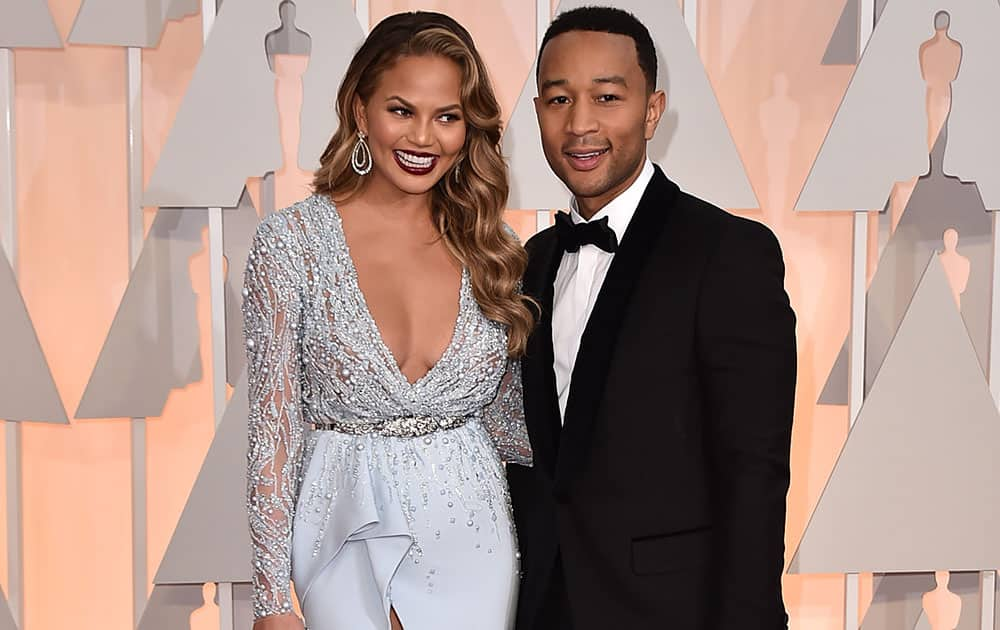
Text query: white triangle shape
75 209 204 419
504 0 757 210
154 370 251 584
791 255 1000 573
0 249 67 424
797 0 1000 211
144 0 362 208
0 0 62 48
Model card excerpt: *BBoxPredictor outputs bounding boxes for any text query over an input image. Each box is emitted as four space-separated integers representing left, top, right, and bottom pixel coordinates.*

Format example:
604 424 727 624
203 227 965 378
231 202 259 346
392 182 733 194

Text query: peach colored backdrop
6 1 946 628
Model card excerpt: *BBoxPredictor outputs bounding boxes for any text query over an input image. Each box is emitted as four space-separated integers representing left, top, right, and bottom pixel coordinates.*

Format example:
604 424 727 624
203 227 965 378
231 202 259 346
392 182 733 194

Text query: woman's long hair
313 12 535 357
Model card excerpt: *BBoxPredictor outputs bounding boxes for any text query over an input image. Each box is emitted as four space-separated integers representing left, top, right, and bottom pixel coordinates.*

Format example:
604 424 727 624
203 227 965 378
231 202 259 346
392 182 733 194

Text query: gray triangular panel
791 257 1000 573
75 209 204 419
224 190 260 386
233 583 254 629
295 0 365 170
942 1 1000 210
875 0 888 24
145 0 361 208
801 0 1000 211
144 0 282 207
505 0 757 210
913 571 979 630
0 0 62 48
0 249 67 423
818 131 991 405
0 587 17 630
859 573 935 630
166 0 199 22
155 371 251 584
795 0 983 210
69 0 180 48
817 338 848 405
136 583 204 630
822 0 860 66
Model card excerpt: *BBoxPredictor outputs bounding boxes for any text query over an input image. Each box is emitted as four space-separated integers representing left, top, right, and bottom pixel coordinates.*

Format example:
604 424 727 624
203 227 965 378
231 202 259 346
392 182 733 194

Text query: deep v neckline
332 205 466 389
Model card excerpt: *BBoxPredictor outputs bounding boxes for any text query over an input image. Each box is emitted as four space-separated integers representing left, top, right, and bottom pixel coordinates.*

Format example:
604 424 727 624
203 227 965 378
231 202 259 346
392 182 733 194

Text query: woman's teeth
395 151 434 168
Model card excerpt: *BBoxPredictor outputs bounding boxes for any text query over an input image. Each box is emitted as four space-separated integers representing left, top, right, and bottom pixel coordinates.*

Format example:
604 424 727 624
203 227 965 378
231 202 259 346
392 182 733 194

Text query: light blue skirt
291 420 519 630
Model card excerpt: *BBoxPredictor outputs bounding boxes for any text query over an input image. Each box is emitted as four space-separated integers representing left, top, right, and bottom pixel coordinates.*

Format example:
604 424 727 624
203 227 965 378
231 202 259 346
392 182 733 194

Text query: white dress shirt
552 159 655 422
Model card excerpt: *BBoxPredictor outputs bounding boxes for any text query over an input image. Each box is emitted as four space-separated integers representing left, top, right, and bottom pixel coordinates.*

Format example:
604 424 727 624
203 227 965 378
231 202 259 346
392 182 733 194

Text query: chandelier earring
352 130 373 175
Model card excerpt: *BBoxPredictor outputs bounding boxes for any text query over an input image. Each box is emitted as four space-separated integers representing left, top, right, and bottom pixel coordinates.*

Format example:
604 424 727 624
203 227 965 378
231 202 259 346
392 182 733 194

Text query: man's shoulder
524 223 558 255
673 190 779 251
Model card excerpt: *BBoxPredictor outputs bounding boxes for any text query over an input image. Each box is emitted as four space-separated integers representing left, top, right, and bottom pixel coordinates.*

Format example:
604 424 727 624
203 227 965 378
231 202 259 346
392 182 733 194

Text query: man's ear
644 90 666 140
353 95 368 135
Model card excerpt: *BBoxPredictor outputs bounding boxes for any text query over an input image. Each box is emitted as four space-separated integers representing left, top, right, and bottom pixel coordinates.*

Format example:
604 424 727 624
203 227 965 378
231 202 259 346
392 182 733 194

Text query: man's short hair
537 6 658 93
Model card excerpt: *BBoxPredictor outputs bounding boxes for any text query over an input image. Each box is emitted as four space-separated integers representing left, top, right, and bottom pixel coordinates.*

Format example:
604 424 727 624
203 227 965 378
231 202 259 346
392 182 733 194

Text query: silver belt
312 414 470 438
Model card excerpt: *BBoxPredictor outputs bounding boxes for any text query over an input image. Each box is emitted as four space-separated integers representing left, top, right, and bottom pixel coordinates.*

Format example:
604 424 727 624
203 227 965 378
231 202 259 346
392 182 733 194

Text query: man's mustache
561 138 611 152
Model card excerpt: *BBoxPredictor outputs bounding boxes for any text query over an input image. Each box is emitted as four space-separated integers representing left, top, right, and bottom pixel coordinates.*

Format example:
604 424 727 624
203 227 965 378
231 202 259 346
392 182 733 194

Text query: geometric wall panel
224 189 259 387
135 584 205 630
75 209 205 419
797 0 1000 211
154 371 250 584
859 573 936 630
504 0 758 210
0 588 16 630
293 0 365 171
792 256 1000 574
818 130 991 404
68 0 199 48
859 572 980 630
143 0 362 208
134 582 253 630
822 0 860 65
913 571 980 630
942 1 1000 209
0 0 62 48
0 249 68 423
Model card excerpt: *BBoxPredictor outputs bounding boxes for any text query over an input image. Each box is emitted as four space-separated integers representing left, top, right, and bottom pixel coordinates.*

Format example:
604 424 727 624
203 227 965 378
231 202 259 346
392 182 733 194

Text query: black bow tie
554 211 619 253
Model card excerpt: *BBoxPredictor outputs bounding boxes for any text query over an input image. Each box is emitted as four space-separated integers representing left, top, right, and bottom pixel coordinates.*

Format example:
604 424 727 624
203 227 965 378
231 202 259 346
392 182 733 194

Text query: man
507 7 797 630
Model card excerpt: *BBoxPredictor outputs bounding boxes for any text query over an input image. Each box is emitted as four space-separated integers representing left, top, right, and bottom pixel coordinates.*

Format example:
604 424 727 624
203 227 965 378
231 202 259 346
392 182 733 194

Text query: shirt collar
569 159 655 243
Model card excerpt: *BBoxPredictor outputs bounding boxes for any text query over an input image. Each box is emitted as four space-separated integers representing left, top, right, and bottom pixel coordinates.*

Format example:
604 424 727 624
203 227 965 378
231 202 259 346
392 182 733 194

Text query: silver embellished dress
243 195 531 630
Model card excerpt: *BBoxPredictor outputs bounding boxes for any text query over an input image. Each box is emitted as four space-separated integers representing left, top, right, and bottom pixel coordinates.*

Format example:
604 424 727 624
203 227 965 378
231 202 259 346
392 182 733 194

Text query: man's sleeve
696 217 797 629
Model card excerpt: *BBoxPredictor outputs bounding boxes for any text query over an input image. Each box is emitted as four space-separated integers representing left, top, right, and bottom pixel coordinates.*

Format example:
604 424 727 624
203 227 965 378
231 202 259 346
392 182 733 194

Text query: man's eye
596 94 620 103
548 96 570 105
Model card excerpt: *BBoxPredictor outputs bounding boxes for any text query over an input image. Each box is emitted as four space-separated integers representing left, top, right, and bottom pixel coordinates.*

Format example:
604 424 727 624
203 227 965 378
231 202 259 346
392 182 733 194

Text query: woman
243 11 534 630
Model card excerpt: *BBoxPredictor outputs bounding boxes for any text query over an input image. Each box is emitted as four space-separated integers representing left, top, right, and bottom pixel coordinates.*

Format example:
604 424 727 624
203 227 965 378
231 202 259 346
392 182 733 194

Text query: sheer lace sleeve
477 223 533 466
243 215 306 620
481 357 532 465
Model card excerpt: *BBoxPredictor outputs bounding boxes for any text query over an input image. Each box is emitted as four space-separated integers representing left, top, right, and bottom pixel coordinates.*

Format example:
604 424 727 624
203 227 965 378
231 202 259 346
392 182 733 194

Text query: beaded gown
243 195 532 630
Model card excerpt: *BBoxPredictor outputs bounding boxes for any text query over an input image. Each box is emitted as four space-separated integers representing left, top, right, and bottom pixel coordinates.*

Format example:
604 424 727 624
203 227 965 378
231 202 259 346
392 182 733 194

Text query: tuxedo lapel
521 228 564 477
554 168 680 495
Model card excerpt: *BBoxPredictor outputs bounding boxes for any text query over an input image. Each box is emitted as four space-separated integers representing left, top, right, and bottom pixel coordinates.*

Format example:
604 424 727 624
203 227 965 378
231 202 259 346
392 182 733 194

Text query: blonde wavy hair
313 11 535 357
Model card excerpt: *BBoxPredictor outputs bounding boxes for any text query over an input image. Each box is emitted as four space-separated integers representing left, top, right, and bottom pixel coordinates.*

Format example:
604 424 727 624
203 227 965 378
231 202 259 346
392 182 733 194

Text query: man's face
534 30 664 215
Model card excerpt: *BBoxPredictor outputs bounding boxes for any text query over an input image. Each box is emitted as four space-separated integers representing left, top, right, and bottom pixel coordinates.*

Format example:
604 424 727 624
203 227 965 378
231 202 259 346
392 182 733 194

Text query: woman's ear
353 95 368 136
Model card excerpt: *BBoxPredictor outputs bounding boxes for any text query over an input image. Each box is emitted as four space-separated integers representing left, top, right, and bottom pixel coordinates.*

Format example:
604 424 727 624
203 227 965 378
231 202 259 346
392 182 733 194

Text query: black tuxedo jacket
509 166 796 630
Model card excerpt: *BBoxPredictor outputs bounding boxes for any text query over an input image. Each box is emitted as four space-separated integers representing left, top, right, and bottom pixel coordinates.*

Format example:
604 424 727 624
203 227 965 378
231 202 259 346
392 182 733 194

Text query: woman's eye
439 113 462 122
390 107 411 116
